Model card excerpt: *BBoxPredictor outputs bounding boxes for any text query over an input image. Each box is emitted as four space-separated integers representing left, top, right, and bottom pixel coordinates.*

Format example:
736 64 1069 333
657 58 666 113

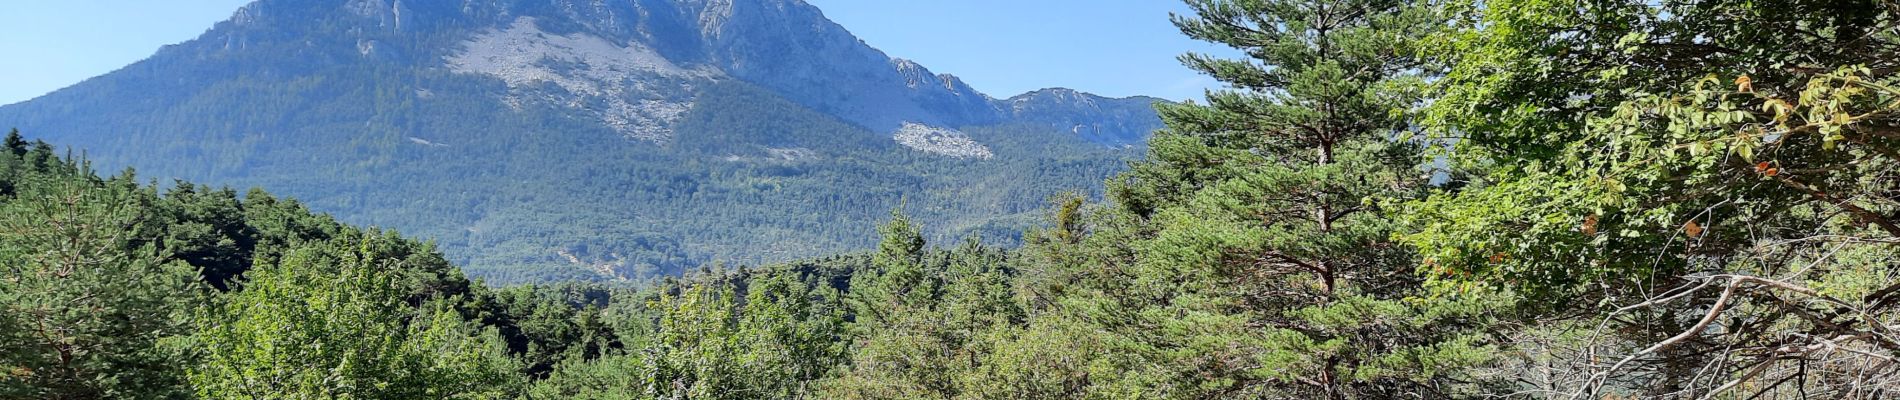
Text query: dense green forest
6 0 1900 398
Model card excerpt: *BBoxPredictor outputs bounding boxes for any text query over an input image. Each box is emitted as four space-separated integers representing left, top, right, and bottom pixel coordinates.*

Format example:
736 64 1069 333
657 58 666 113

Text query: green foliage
188 241 521 399
846 210 931 331
157 183 255 290
530 269 847 399
1408 0 1900 395
12 1 1896 398
825 226 1023 399
479 284 618 379
0 132 606 398
0 144 206 399
974 0 1505 397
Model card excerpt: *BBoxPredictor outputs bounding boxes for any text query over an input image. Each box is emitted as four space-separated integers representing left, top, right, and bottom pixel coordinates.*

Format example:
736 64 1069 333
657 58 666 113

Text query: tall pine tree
0 142 204 400
1023 0 1501 397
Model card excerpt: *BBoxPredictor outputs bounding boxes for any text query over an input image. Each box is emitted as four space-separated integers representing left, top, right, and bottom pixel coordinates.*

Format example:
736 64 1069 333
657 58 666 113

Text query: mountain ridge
0 0 1163 282
159 0 1162 142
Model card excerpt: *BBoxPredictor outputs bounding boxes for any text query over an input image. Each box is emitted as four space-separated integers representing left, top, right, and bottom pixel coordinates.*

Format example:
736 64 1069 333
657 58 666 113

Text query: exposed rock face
344 0 407 30
446 17 715 141
682 0 1004 133
173 0 1160 152
892 123 992 159
169 0 1162 152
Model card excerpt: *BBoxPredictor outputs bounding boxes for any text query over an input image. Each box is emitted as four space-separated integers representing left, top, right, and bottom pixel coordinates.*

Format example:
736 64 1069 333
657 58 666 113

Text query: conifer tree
158 182 256 290
1024 0 1500 397
3 129 25 157
0 159 204 399
845 210 931 331
827 211 953 398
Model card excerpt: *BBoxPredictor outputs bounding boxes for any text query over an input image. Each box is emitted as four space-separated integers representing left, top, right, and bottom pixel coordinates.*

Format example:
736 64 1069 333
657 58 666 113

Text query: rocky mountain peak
177 0 1155 149
0 0 1163 281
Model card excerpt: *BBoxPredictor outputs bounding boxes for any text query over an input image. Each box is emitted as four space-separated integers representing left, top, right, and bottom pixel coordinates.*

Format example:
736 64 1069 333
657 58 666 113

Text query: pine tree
158 182 257 290
0 158 204 399
733 274 846 397
826 211 954 398
3 129 25 157
845 210 931 331
1025 0 1500 397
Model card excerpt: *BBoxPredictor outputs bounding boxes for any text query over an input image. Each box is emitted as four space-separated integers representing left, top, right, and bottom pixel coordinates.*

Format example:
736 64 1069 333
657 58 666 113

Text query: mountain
0 0 1163 283
1004 88 1168 147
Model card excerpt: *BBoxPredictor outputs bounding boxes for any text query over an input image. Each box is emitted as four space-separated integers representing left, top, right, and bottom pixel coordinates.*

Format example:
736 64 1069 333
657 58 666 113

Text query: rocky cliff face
161 0 1157 149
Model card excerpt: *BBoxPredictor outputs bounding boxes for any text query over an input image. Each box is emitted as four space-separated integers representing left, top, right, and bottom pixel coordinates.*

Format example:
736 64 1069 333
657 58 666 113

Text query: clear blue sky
0 0 1234 106
0 1 254 106
803 0 1235 101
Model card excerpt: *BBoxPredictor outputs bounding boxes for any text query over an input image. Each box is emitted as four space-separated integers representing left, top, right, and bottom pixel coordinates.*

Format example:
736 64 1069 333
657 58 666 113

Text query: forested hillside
0 0 1161 284
0 132 1019 398
5 0 1900 398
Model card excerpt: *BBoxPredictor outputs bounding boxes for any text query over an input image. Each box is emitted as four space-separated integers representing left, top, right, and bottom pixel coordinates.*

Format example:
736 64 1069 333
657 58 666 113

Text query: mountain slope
0 0 1161 283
